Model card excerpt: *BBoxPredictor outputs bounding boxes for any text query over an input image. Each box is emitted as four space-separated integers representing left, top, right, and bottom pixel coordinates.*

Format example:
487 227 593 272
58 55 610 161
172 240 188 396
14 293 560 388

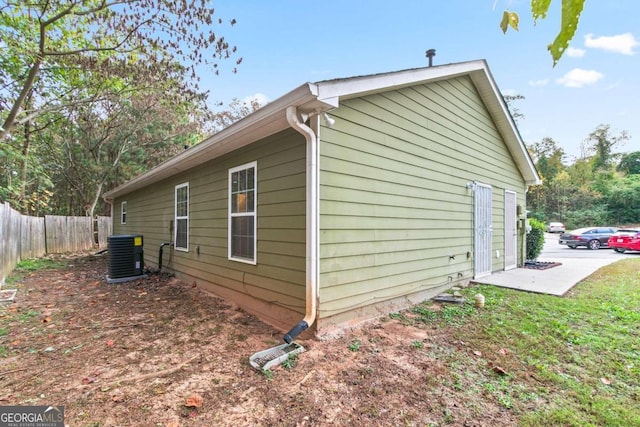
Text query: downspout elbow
158 242 174 272
284 106 319 343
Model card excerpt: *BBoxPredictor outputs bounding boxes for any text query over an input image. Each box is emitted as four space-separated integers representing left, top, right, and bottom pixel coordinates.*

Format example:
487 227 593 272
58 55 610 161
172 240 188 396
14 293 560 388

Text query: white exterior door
504 190 517 270
474 183 492 278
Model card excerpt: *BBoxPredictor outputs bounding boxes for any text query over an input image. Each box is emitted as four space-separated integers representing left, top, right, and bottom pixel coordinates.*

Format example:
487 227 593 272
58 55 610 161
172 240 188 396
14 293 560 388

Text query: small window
120 201 127 225
175 183 189 251
228 162 257 263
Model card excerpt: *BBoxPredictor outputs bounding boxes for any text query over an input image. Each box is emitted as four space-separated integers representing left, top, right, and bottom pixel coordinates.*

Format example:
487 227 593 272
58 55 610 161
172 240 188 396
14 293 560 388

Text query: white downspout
283 105 319 343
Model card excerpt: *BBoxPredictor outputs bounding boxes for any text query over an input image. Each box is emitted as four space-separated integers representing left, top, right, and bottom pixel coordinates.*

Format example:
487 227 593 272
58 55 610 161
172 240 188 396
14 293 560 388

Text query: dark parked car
608 229 640 253
559 227 618 250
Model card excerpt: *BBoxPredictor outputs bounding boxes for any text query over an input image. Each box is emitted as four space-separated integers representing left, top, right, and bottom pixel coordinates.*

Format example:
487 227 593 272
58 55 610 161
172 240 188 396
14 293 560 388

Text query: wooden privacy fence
0 202 112 282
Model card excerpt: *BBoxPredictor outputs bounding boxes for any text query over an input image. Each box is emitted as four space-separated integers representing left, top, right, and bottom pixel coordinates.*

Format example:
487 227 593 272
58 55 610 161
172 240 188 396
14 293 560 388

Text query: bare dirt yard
0 252 527 426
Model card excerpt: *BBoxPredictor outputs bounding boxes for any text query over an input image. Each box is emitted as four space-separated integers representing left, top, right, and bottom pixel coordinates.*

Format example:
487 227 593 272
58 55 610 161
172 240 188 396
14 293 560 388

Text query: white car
546 222 566 233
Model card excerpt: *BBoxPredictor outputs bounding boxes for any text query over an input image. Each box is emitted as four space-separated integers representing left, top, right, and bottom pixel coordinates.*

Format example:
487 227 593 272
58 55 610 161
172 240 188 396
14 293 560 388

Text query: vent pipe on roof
426 49 436 67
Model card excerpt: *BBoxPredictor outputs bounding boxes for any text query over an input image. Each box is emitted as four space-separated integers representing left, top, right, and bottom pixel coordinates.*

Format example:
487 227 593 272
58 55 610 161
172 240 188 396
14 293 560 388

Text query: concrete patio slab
471 257 617 296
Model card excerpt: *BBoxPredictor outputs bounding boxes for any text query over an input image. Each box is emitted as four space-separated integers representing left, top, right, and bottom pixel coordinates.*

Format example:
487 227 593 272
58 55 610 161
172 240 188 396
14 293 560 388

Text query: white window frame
174 182 189 252
228 161 257 264
120 201 127 225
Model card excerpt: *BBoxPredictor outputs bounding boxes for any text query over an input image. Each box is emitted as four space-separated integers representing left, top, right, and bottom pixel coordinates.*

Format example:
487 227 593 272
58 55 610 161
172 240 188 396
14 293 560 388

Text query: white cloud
584 33 639 55
242 93 269 107
566 47 586 58
528 78 549 87
556 68 604 88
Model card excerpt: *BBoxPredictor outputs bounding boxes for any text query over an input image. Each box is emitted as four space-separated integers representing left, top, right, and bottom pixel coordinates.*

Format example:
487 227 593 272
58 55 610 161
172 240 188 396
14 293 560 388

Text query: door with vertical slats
474 183 492 278
504 190 517 270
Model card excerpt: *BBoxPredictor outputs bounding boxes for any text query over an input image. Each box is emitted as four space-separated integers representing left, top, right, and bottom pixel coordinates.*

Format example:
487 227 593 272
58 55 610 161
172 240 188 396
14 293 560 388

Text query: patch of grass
18 310 39 322
348 339 361 352
388 311 410 324
451 258 640 426
411 340 424 349
411 305 438 322
439 303 475 325
5 258 67 285
16 258 67 271
281 353 298 369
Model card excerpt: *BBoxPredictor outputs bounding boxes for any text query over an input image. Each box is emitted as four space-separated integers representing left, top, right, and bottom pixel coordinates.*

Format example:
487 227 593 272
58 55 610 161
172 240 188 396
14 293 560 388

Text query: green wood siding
318 76 527 318
113 129 307 318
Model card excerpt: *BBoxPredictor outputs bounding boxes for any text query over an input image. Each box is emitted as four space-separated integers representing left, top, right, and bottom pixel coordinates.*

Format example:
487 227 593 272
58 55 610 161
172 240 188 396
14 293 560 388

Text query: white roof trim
105 60 539 200
104 83 331 199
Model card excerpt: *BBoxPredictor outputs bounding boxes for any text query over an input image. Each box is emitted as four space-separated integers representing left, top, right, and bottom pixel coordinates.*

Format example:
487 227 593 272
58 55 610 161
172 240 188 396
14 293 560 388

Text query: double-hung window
120 201 127 225
175 182 189 251
229 162 256 263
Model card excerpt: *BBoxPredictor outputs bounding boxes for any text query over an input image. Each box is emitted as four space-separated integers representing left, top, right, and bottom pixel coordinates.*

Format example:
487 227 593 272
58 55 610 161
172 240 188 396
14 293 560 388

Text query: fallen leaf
185 393 203 408
42 317 52 323
82 377 98 385
473 351 482 357
600 377 611 385
492 365 508 376
106 340 115 347
498 348 509 356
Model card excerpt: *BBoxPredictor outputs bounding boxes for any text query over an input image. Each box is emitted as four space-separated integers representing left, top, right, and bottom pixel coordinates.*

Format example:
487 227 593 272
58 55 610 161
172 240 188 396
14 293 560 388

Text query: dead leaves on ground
185 393 203 408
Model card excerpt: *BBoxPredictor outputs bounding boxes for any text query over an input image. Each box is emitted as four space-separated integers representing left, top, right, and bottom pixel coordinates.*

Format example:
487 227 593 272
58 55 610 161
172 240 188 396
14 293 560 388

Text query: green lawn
403 258 640 426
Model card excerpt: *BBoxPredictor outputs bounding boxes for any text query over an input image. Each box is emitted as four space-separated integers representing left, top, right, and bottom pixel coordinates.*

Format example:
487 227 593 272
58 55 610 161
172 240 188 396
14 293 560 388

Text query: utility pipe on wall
283 106 319 343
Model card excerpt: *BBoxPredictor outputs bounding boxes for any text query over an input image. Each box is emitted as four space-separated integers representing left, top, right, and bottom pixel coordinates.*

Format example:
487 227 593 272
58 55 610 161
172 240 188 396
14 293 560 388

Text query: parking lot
540 232 638 261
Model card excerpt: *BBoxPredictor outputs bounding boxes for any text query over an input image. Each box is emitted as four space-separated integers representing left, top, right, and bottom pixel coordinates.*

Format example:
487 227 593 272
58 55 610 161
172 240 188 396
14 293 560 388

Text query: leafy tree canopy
617 151 640 175
0 0 241 142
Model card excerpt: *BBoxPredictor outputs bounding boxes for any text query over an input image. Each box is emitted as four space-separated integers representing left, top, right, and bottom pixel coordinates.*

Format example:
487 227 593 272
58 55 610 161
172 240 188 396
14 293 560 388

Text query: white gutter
283 105 319 343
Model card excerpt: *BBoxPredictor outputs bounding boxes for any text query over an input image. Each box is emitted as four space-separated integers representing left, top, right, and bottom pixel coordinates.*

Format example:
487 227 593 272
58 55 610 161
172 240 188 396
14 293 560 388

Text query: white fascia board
315 60 486 101
468 66 541 186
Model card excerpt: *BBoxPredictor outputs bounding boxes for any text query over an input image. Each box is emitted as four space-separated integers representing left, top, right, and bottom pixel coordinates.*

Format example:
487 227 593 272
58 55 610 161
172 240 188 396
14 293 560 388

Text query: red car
607 229 640 253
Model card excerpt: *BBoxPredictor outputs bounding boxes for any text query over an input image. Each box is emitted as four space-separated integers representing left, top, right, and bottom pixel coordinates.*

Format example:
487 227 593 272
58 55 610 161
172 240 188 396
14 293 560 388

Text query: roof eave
468 66 541 186
104 83 337 200
105 60 541 200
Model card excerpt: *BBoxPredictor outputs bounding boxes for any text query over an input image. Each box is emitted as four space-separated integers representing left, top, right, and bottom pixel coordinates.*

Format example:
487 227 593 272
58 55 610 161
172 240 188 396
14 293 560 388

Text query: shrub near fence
0 201 112 282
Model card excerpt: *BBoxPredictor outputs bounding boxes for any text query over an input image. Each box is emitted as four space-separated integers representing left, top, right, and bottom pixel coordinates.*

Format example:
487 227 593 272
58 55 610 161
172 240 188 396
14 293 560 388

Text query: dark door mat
524 261 562 270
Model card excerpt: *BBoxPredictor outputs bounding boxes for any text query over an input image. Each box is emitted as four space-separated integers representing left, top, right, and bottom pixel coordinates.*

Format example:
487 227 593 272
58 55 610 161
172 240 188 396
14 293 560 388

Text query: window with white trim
229 162 256 263
120 201 127 225
174 183 189 251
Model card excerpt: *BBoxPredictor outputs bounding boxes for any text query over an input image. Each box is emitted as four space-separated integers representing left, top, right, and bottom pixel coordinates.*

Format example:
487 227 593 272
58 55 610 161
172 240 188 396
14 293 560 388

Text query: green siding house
103 60 540 341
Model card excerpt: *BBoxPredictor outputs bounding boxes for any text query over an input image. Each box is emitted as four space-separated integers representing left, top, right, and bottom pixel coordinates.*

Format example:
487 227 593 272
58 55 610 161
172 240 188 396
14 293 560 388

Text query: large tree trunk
1 61 41 143
20 120 31 214
86 182 104 219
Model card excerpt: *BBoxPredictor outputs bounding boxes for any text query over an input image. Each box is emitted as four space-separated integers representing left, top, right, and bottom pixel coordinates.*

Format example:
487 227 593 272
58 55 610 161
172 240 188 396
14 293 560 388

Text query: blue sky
198 1 639 162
